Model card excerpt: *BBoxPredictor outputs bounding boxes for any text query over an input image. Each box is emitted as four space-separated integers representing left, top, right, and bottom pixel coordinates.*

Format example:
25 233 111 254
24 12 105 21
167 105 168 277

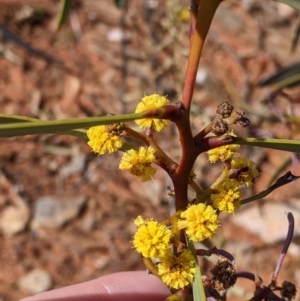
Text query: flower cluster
207 131 259 213
86 94 170 182
133 206 220 290
87 97 261 295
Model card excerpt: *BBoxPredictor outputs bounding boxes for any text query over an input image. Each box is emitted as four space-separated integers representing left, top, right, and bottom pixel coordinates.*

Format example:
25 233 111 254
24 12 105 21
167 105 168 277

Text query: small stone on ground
31 195 87 229
18 269 52 294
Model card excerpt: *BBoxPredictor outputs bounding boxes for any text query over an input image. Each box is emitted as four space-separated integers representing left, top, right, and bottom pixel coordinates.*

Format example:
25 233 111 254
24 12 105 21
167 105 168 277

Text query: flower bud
216 102 234 118
211 117 228 136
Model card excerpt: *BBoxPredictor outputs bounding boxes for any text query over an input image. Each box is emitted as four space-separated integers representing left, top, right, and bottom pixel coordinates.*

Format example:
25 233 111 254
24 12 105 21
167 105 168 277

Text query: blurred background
0 0 300 300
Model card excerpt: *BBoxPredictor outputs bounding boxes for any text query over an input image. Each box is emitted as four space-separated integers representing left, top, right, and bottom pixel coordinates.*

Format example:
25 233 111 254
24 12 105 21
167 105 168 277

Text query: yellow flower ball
119 147 157 182
178 204 219 242
135 94 169 132
207 132 239 163
133 216 173 258
87 125 123 155
231 157 259 187
211 178 241 213
157 250 196 289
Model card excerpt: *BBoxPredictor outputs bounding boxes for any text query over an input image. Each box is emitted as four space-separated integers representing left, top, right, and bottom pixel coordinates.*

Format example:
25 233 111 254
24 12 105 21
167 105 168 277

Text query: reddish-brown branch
181 0 222 113
195 135 235 154
169 0 222 211
124 125 149 145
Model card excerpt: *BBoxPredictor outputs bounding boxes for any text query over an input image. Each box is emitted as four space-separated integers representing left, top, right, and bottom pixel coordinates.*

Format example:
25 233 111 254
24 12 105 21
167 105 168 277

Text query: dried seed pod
216 102 234 118
281 281 297 301
211 117 228 136
210 259 237 291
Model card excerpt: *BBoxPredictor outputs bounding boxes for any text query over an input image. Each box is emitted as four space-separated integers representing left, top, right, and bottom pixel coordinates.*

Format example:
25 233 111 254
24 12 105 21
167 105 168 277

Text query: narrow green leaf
235 137 300 153
0 113 144 138
290 15 300 52
257 62 300 88
114 0 125 7
0 114 87 140
56 0 72 31
285 114 300 125
186 239 206 301
241 171 299 205
272 0 300 10
0 114 38 124
267 157 291 186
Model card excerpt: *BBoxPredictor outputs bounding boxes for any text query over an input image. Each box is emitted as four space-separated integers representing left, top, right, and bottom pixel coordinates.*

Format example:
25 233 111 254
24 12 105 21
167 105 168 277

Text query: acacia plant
1 1 300 300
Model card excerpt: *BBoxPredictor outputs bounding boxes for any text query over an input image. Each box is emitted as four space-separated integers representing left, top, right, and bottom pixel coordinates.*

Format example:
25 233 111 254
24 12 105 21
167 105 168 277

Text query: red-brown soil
0 1 300 300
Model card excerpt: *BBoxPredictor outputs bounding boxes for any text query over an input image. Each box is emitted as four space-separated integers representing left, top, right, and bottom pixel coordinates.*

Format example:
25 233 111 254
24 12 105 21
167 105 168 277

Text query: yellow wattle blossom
207 132 240 163
177 204 219 242
157 249 196 289
211 178 242 213
87 125 124 155
231 157 259 187
135 94 169 132
133 216 173 258
177 8 190 22
119 147 157 182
